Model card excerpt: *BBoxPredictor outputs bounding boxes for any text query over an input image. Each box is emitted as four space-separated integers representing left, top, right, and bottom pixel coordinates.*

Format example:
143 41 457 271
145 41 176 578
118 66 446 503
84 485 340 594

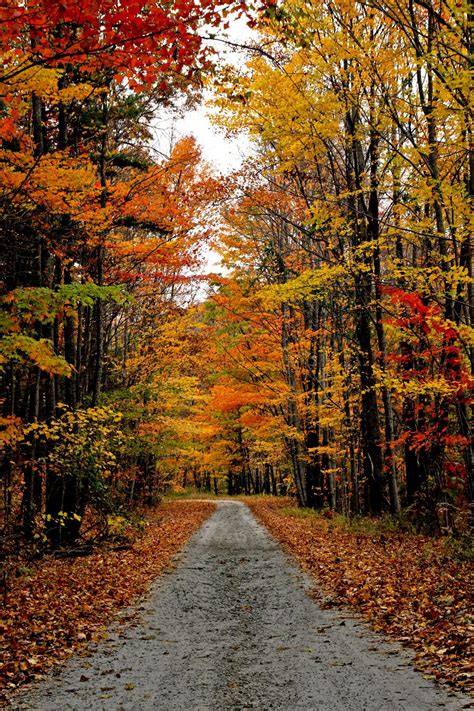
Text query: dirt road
17 501 468 710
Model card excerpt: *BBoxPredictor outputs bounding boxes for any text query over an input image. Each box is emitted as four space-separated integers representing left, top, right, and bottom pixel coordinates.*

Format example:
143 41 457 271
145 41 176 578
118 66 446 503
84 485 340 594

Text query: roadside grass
279 506 412 537
249 497 472 561
162 487 220 501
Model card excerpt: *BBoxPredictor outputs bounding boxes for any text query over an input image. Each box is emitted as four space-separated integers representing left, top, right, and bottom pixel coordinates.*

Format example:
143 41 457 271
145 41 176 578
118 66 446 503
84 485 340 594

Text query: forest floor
246 497 473 696
0 500 214 706
10 500 472 710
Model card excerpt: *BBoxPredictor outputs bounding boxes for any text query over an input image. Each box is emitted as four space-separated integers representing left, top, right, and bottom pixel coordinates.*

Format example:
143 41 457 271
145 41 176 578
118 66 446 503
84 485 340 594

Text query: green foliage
0 335 71 375
4 284 130 326
107 152 151 170
0 285 130 376
25 405 127 516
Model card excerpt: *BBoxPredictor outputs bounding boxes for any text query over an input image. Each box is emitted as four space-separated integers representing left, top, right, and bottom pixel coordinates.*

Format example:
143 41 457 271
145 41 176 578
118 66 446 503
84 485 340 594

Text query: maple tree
0 0 471 549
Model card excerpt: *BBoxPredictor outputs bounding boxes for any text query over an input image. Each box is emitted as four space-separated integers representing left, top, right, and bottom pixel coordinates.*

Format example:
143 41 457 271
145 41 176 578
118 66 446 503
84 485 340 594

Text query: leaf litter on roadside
247 498 473 695
0 501 214 703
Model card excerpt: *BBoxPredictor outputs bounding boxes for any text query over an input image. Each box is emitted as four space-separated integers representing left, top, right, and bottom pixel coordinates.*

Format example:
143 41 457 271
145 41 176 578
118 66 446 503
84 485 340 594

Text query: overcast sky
156 17 255 174
153 19 255 281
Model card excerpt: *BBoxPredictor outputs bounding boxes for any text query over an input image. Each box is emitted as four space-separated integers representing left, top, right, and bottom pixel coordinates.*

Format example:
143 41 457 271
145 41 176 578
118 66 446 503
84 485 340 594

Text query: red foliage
382 286 472 491
0 0 241 87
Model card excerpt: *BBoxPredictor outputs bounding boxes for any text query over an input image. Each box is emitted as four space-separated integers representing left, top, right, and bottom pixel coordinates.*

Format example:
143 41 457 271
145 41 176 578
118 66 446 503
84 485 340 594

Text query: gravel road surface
16 501 468 710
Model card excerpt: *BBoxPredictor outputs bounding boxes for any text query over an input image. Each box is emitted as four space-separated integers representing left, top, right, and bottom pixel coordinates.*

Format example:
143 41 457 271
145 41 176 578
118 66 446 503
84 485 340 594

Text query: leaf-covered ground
247 498 473 695
0 501 214 703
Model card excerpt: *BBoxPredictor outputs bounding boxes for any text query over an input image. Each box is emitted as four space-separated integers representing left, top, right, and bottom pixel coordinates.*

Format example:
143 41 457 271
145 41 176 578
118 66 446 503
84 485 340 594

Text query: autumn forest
0 0 473 702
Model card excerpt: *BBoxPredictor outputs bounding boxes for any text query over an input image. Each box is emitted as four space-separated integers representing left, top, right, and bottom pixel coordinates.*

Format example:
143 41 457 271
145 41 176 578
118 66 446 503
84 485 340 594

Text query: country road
16 501 468 710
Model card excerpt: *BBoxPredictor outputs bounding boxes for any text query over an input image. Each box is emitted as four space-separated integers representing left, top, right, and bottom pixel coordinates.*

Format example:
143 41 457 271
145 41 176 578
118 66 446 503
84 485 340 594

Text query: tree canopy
1 0 472 547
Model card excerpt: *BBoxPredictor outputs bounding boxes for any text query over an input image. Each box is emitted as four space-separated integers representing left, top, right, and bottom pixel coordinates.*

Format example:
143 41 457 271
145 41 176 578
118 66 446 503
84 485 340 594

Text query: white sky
154 17 255 175
152 18 256 283
181 18 255 172
176 106 249 174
